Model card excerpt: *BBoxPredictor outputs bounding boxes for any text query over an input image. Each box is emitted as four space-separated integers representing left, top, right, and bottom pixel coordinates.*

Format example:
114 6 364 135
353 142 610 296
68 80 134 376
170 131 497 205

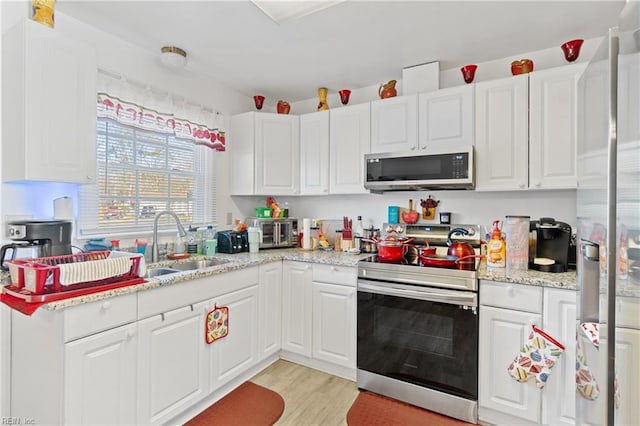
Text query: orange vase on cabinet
379 80 397 99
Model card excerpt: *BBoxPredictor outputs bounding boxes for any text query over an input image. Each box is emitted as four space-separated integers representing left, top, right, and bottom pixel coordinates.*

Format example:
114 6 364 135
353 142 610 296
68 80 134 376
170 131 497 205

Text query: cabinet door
529 64 585 190
255 113 300 195
300 110 330 195
542 288 577 426
64 323 137 425
418 85 474 151
311 281 356 368
281 261 312 356
478 305 542 424
259 262 283 359
137 302 209 425
210 284 260 390
229 112 256 195
370 95 418 153
475 74 529 191
329 103 370 194
3 19 97 183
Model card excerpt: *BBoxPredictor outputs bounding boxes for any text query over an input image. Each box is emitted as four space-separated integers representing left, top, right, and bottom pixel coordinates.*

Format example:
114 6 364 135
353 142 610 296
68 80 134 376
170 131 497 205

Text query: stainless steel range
357 224 481 424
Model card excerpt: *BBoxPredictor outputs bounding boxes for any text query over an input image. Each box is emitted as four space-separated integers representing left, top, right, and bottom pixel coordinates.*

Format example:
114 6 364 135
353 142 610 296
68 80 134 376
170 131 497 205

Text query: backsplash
231 189 577 234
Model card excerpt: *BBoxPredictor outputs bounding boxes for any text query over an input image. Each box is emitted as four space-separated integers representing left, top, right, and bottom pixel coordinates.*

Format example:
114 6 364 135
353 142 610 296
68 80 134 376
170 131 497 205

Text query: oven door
357 279 478 400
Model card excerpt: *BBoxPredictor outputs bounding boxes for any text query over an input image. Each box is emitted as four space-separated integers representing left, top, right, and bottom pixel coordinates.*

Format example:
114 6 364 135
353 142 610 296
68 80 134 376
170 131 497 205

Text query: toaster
215 230 249 254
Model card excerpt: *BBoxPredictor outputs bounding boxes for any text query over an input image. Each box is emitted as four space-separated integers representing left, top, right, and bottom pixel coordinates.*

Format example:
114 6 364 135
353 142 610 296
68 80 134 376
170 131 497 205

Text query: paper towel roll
54 197 73 220
302 218 312 250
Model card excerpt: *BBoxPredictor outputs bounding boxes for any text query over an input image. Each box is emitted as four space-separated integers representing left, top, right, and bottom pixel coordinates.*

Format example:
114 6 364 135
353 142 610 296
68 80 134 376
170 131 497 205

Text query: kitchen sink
145 267 181 278
169 258 230 271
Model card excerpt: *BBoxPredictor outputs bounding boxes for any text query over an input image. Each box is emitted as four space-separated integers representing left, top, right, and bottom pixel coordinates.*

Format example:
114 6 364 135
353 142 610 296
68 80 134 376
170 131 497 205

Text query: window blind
78 118 216 237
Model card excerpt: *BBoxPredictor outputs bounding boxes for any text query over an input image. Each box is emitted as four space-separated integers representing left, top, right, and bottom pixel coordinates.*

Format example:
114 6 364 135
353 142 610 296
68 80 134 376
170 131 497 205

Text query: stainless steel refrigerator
577 1 640 425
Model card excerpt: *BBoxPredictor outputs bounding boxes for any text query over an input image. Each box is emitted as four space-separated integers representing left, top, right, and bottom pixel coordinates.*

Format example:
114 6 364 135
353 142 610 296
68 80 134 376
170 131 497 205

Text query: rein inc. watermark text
1 418 35 425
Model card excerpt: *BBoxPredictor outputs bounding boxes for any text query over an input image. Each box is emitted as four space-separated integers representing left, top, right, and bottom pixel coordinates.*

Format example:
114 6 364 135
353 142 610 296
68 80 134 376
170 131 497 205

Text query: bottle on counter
173 232 185 254
201 225 215 255
487 220 506 268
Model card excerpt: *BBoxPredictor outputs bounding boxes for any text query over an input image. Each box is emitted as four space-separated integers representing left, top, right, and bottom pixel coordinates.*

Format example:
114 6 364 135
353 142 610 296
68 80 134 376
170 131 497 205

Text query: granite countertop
11 248 635 312
477 263 578 290
2 248 372 311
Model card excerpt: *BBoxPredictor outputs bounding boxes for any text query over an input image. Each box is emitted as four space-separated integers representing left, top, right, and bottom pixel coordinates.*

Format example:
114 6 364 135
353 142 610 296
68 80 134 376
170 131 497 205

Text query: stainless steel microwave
245 217 298 249
364 146 475 192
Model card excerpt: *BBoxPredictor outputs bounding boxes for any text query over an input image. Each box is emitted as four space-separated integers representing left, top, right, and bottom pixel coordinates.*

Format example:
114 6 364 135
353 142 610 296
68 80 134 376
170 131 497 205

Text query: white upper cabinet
2 19 97 184
418 85 475 151
475 74 530 191
329 103 371 194
229 112 300 196
529 64 585 189
370 95 418 153
300 110 330 195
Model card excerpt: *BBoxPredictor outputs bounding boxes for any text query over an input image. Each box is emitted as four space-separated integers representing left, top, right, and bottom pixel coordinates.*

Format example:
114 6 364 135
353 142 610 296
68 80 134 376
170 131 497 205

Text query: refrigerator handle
579 239 600 323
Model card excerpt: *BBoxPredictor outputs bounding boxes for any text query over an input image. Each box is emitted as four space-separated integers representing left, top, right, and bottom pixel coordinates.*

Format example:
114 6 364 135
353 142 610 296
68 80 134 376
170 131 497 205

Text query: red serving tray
2 277 146 303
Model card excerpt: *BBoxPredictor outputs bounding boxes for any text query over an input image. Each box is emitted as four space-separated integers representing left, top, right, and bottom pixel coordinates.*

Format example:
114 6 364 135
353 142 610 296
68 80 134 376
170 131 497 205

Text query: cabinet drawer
480 280 542 313
64 293 137 341
312 264 356 286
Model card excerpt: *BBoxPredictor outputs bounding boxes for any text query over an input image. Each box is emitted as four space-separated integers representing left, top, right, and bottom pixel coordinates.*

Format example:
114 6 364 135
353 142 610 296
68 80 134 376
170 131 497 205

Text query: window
99 116 201 221
78 119 216 237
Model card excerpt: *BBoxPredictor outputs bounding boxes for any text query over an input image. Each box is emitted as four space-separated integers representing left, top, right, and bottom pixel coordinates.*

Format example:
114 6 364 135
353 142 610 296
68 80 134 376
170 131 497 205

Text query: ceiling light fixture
160 46 187 69
251 0 345 24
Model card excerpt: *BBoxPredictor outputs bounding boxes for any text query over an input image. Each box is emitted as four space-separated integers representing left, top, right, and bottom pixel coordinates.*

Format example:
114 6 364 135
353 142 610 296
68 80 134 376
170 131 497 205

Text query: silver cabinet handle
580 239 599 262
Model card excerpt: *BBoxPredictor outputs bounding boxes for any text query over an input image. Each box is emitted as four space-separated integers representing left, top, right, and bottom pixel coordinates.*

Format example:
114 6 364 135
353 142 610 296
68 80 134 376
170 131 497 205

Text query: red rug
184 381 284 426
347 391 475 426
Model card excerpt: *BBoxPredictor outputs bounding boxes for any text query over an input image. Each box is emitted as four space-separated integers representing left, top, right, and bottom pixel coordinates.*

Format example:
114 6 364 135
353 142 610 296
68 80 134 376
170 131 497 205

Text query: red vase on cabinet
277 100 290 114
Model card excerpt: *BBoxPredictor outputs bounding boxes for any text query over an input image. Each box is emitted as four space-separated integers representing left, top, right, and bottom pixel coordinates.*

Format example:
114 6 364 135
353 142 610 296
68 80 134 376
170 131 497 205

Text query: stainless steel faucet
152 210 188 262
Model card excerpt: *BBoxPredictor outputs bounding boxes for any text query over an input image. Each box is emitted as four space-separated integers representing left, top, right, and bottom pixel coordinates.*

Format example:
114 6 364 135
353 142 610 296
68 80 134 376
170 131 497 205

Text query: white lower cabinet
209 284 260 390
259 262 283 359
281 261 356 378
137 301 209 425
311 280 356 368
479 304 542 425
480 282 582 426
281 261 313 356
542 288 577 425
64 323 137 425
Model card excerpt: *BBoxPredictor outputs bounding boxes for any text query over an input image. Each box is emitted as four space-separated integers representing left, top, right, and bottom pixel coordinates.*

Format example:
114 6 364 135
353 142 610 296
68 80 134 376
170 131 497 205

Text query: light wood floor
251 360 359 426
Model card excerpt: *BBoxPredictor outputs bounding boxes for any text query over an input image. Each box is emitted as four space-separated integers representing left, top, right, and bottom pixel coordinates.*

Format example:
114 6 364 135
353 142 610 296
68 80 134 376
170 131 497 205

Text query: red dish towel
0 293 45 316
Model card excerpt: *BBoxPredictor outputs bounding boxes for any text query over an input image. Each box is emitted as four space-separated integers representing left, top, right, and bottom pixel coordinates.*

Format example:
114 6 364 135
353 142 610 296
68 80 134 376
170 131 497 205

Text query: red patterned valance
97 92 225 151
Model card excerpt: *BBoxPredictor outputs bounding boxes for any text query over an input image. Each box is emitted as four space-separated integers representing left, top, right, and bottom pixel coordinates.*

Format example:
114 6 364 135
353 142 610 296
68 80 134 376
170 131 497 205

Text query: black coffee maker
529 217 572 273
1 220 73 270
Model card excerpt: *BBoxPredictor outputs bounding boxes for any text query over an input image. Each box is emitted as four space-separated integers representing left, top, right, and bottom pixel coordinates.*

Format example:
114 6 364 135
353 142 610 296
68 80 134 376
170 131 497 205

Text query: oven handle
358 279 477 307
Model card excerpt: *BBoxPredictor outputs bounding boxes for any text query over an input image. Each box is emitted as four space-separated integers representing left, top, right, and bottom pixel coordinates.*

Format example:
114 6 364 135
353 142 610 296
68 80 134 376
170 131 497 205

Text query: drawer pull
506 286 515 296
331 266 337 272
126 330 136 340
101 301 112 311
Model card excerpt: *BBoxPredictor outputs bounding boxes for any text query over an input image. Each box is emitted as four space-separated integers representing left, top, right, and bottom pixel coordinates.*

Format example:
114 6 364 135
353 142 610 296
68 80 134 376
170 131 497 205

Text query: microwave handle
274 222 280 245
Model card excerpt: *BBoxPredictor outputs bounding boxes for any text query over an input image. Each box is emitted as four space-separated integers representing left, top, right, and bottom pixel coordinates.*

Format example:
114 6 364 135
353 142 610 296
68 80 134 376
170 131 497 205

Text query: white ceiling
56 0 626 102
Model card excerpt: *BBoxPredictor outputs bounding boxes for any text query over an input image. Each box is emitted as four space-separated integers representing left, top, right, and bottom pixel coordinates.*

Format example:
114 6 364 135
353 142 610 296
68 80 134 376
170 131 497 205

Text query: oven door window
357 290 478 400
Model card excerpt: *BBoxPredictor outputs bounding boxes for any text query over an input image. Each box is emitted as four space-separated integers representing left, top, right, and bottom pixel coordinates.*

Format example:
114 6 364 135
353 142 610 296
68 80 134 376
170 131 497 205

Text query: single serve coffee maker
529 217 572 273
1 220 73 270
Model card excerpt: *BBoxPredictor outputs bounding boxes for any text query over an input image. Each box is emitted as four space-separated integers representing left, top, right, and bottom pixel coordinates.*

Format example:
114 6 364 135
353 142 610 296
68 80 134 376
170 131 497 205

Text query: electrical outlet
226 212 232 225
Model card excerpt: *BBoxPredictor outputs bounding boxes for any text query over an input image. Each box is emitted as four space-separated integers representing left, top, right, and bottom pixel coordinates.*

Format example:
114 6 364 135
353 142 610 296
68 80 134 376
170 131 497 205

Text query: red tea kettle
447 228 475 258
